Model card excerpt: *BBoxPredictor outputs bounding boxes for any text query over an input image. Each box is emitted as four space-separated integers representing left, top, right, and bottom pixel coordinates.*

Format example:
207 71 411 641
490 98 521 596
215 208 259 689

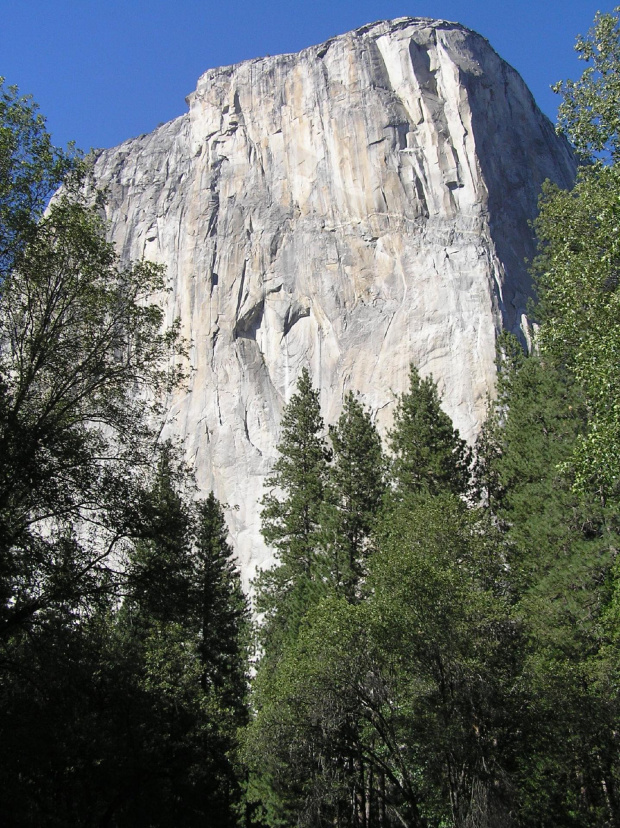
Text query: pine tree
387 364 471 499
322 391 385 600
256 368 330 650
186 493 250 827
260 368 329 570
119 476 249 827
126 445 194 626
193 492 249 713
477 340 620 825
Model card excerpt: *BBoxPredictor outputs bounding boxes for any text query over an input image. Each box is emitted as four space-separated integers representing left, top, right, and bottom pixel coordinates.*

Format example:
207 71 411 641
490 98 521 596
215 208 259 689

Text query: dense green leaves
249 494 519 828
535 7 620 497
487 348 620 826
518 19 620 818
0 85 249 826
0 78 78 274
533 165 620 495
554 7 620 162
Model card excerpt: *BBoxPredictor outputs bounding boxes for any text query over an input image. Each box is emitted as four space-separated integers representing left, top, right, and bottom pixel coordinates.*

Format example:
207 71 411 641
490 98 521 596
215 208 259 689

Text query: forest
2 7 620 828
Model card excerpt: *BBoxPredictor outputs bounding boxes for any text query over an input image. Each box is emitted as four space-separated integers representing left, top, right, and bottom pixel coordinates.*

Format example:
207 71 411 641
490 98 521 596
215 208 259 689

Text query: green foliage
0 78 78 274
118 467 249 827
535 8 620 497
246 596 366 827
0 85 249 826
554 6 620 162
0 459 249 825
193 492 250 721
127 447 195 625
248 495 518 828
476 341 620 825
0 190 186 639
368 494 518 827
322 391 385 600
518 19 620 818
533 164 620 495
486 343 597 589
251 382 387 824
256 367 330 651
260 367 329 568
387 364 471 499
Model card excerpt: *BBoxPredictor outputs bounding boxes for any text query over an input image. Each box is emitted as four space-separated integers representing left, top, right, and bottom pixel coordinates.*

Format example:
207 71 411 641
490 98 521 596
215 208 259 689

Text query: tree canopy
5 9 620 825
535 7 620 497
0 81 249 826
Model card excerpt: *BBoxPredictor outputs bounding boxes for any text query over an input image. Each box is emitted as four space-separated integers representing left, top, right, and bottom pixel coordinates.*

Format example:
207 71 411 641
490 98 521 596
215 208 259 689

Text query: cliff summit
90 18 576 583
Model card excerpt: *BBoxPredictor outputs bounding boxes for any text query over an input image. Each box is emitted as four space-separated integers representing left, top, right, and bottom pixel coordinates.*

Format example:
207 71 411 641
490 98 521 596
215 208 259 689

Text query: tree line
0 82 248 825
245 10 620 824
2 7 620 826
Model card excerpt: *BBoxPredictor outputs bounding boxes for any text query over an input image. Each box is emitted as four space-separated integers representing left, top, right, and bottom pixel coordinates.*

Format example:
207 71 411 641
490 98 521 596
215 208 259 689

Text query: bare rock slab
91 18 576 585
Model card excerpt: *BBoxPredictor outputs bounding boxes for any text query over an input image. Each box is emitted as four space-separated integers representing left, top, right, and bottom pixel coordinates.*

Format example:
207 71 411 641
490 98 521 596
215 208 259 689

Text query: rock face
91 17 575 585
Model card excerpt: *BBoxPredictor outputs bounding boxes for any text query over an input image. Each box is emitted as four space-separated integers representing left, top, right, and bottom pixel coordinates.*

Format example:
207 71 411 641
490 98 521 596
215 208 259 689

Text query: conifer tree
256 368 330 650
322 391 385 600
469 333 620 825
126 446 194 626
185 492 250 827
387 364 470 499
118 473 250 827
193 492 249 713
260 367 329 568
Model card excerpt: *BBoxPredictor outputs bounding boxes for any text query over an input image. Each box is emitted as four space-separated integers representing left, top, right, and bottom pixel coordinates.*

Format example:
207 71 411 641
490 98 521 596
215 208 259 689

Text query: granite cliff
90 17 576 584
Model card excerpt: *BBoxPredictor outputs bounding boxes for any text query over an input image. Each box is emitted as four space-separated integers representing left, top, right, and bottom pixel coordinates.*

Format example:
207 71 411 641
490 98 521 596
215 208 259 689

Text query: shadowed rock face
91 17 576 585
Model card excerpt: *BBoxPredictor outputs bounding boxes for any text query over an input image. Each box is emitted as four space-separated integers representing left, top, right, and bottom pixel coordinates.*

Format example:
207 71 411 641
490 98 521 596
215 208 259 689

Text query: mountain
90 17 576 584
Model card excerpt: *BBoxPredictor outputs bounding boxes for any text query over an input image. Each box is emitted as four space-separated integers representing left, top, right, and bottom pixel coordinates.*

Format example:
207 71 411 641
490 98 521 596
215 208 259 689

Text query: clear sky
1 0 607 153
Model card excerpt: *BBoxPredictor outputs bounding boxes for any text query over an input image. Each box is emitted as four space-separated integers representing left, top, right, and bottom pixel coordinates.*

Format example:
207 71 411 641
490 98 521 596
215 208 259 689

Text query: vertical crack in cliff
90 17 577 581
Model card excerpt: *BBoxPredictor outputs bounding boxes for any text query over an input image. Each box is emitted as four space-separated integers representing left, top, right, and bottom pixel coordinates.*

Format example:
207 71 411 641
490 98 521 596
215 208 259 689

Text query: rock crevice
91 17 576 584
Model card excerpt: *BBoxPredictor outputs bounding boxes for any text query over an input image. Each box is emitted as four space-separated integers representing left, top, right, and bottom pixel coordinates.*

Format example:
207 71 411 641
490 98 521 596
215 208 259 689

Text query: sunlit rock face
91 17 575 585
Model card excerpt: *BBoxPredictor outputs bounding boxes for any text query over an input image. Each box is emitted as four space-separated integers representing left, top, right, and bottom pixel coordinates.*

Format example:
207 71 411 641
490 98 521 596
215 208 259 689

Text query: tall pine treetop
388 364 471 498
257 368 330 654
323 391 385 600
260 367 329 570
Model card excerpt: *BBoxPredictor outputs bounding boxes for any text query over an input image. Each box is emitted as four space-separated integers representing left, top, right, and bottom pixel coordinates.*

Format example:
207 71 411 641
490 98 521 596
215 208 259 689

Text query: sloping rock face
91 18 575 585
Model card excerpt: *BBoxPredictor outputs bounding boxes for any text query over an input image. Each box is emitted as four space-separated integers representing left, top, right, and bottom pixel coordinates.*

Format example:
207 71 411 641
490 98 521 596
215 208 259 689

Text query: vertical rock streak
93 18 575 583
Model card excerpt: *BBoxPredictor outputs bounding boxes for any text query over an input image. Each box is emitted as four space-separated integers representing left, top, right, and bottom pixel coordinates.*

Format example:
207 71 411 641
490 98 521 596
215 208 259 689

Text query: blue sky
1 0 607 153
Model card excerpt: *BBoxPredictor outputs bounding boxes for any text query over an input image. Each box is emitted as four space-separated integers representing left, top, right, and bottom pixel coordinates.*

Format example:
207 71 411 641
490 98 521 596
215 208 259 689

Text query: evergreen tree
126 446 194 626
123 469 249 827
387 364 470 499
481 345 620 826
193 492 249 734
0 448 250 826
321 391 385 600
260 367 329 569
256 367 330 651
105 475 249 827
